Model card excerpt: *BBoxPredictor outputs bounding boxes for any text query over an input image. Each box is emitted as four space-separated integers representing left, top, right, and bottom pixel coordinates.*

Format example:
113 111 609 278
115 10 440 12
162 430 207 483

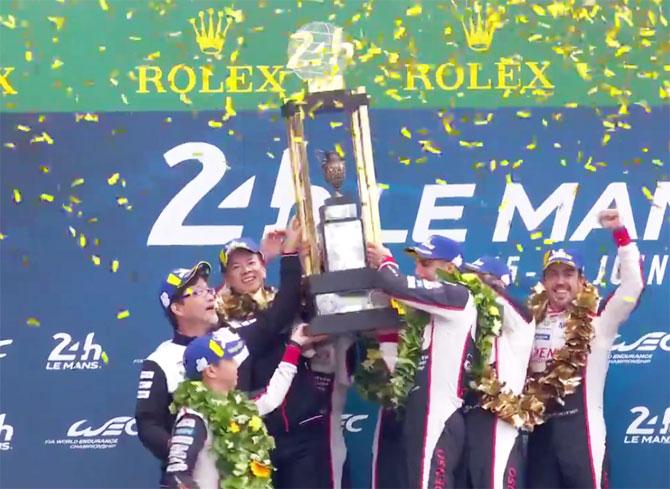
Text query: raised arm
596 212 644 337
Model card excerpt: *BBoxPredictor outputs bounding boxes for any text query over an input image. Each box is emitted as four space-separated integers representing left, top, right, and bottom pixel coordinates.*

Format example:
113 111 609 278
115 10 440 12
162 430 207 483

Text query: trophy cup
282 22 402 334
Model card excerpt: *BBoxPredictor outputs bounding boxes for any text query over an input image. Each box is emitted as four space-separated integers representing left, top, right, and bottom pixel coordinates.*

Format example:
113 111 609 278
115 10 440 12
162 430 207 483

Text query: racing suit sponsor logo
623 406 670 445
610 332 670 365
46 332 104 370
44 416 137 450
0 413 14 451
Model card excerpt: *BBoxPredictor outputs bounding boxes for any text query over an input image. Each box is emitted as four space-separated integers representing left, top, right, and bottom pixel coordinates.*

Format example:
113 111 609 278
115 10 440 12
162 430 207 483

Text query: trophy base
309 307 402 335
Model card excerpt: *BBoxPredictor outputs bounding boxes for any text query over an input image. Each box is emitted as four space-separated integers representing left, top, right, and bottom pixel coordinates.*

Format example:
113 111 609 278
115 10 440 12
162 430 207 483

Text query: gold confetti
459 140 483 148
111 259 120 273
516 110 531 119
436 179 447 185
79 234 87 248
530 231 543 240
406 5 422 16
642 187 654 201
12 189 21 203
26 317 41 327
16 124 30 132
39 193 54 202
330 121 343 129
208 120 223 128
51 58 64 70
335 143 345 158
101 352 109 364
117 197 129 206
47 16 65 30
71 178 85 188
117 309 130 320
516 243 524 253
99 0 110 11
108 173 120 185
0 15 16 29
91 255 101 266
401 127 412 139
526 137 537 150
420 140 442 154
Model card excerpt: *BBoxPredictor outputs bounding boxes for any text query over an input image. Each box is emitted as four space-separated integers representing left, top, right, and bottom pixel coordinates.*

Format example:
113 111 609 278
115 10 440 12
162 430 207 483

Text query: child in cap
165 324 313 489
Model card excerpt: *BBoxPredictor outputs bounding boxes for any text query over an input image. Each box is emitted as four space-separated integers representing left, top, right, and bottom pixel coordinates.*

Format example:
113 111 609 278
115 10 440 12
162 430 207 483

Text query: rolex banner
0 1 668 488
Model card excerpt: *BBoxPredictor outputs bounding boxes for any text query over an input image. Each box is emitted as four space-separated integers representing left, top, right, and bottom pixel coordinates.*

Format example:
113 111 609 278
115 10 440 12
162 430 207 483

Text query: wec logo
45 416 136 450
67 417 137 438
46 332 103 370
610 332 670 365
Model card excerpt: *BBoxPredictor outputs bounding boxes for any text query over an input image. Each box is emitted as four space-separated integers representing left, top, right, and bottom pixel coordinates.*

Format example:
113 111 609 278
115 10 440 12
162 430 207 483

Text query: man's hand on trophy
366 242 393 268
282 216 302 254
597 208 622 230
290 323 329 348
260 229 287 262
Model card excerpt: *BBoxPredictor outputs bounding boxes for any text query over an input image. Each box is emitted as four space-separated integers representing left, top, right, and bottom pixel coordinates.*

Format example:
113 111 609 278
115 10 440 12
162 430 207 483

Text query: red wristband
379 256 397 269
282 343 302 365
378 333 399 343
612 227 632 247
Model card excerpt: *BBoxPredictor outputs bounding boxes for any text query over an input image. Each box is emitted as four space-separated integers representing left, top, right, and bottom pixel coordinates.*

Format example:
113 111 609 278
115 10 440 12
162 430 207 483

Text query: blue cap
159 261 211 311
219 237 264 272
183 333 248 380
465 256 512 286
405 235 464 267
543 248 584 273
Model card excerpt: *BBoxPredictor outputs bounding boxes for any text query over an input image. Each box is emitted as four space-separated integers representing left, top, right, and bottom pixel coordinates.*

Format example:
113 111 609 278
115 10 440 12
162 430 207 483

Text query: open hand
282 216 302 254
260 229 286 262
598 209 621 230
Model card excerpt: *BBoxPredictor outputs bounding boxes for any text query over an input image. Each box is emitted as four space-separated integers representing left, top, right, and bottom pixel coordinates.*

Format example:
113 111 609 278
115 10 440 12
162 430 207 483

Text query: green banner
1 0 668 112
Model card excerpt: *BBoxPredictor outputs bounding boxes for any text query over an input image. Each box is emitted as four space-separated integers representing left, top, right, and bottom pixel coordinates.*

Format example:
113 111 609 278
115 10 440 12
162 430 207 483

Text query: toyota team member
135 262 247 487
527 209 643 488
367 235 477 489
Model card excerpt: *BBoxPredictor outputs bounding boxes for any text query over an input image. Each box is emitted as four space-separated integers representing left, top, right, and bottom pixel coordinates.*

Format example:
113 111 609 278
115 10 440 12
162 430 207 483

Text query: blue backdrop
1 106 668 488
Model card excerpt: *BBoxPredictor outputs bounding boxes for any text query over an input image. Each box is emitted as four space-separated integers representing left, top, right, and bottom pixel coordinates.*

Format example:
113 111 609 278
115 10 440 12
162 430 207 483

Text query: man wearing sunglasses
135 261 247 488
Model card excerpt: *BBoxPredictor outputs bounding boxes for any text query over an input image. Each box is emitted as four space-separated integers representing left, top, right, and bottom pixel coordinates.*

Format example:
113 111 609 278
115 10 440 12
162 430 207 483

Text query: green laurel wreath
170 381 276 489
354 305 429 409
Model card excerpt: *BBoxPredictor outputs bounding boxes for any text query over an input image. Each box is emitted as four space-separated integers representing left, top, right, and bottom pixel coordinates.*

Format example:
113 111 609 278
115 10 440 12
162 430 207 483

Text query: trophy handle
286 110 321 275
350 86 382 245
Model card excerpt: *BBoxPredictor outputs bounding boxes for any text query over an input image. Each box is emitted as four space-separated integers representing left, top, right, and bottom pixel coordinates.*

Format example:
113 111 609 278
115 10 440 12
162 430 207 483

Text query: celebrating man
367 235 477 489
526 209 644 488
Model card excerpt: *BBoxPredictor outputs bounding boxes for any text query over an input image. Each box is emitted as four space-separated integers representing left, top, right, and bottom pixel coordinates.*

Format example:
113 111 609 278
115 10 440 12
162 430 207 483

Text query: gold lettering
435 63 464 90
168 65 196 94
136 66 166 94
0 67 17 95
405 64 433 91
467 63 492 90
496 61 521 90
226 66 253 93
257 65 286 93
199 66 224 93
524 61 554 89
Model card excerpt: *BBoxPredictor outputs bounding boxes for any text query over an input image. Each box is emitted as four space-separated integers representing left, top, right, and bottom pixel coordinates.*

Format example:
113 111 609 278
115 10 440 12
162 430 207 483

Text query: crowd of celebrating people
134 208 643 489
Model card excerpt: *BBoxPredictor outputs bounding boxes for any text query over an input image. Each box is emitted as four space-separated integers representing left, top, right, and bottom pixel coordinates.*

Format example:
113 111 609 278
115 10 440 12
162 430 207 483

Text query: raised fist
597 209 622 230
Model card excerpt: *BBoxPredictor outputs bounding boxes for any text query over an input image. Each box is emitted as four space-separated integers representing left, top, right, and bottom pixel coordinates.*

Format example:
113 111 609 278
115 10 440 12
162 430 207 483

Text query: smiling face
225 249 266 295
170 277 218 335
542 262 583 311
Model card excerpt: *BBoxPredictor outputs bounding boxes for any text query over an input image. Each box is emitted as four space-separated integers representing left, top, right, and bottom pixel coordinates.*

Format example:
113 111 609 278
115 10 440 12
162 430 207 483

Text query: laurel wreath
353 303 429 409
215 286 277 321
170 381 276 489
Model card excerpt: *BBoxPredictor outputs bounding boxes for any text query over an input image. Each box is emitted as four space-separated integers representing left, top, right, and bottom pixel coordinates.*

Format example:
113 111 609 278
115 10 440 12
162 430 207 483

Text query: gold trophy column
350 86 382 245
285 110 320 275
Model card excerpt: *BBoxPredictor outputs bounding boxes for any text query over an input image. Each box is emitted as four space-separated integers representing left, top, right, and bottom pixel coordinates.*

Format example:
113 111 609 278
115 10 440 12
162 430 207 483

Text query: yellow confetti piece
329 121 343 129
40 193 54 202
615 46 631 57
71 178 85 188
26 317 41 327
379 183 390 190
406 5 422 16
399 157 411 165
101 352 109 364
642 187 653 201
12 189 21 203
24 50 32 62
117 197 129 206
51 58 64 70
111 259 120 273
526 137 537 150
16 124 30 132
70 195 81 204
30 132 54 145
47 16 65 30
208 120 223 128
601 133 611 146
0 234 5 240
401 127 412 139
516 243 524 253
335 143 345 158
91 255 101 266
415 157 428 164
99 0 109 11
420 140 442 154
530 231 543 240
79 234 87 248
0 15 16 29
516 110 531 119
459 140 483 148
4 143 16 149
117 309 130 320
532 5 546 16
384 89 403 101
107 173 120 185
68 226 76 238
62 204 73 213
436 179 447 185
146 51 160 60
